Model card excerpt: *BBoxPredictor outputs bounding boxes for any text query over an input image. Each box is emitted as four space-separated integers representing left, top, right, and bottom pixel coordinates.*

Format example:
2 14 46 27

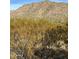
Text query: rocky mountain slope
11 2 67 19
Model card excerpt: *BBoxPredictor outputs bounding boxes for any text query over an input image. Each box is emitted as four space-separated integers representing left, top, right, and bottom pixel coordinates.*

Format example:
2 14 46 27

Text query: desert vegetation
10 2 68 59
10 17 68 59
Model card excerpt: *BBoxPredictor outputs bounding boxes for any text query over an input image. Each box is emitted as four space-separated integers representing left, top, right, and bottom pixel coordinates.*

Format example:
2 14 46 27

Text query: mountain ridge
11 2 68 19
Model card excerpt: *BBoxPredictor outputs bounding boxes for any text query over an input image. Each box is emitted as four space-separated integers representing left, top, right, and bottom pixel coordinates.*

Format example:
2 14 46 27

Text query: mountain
11 2 68 20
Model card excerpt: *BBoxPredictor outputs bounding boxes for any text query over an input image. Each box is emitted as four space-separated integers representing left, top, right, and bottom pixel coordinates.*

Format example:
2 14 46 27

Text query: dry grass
10 17 67 59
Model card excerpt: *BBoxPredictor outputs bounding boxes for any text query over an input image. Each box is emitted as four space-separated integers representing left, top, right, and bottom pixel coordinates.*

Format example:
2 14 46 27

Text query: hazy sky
10 0 68 10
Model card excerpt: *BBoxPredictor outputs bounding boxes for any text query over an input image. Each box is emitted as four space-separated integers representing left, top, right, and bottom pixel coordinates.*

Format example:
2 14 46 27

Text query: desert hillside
11 2 67 20
10 2 68 59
